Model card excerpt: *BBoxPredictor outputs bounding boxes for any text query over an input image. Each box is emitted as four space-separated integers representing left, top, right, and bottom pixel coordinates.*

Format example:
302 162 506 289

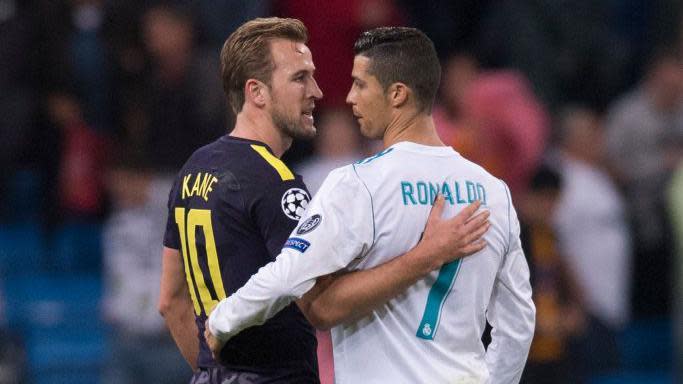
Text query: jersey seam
352 163 376 248
501 179 512 255
250 144 295 181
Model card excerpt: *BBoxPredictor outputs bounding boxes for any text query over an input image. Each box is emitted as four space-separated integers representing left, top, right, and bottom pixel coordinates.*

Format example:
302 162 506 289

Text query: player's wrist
207 301 230 342
409 241 443 276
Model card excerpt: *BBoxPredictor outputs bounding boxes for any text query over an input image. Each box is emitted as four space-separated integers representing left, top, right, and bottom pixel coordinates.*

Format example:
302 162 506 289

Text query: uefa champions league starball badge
281 188 310 220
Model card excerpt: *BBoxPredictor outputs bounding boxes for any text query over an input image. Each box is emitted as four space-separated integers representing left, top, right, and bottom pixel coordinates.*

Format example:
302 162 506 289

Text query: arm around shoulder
300 197 490 330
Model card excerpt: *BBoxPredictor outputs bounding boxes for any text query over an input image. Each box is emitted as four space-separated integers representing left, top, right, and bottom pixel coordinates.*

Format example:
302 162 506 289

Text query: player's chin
297 120 317 139
359 123 378 139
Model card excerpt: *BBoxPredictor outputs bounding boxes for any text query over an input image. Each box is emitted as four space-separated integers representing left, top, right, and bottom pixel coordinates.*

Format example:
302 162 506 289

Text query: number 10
175 207 226 316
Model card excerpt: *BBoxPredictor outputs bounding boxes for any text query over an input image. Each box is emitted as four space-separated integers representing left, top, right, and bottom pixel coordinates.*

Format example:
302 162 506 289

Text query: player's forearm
208 255 319 341
303 197 489 329
485 327 534 384
160 297 199 371
304 243 437 330
159 247 199 370
485 254 535 383
485 307 535 383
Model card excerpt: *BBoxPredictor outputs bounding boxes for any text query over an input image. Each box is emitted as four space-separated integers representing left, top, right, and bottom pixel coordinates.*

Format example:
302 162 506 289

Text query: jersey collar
221 135 277 155
389 141 459 157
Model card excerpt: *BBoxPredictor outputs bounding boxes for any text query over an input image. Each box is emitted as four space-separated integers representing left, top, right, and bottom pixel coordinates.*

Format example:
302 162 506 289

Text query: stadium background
0 0 681 383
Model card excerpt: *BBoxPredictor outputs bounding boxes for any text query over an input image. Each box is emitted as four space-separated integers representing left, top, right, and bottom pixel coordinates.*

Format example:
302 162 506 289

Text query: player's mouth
302 108 314 124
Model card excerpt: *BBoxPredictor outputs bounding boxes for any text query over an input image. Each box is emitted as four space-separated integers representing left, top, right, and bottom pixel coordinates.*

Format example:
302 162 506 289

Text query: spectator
476 0 632 110
29 0 114 226
552 105 632 377
276 0 404 109
432 52 478 147
434 52 549 198
46 92 108 220
604 46 683 317
518 165 585 384
399 0 490 56
195 0 271 49
120 3 225 173
101 153 189 384
67 0 114 131
34 0 114 131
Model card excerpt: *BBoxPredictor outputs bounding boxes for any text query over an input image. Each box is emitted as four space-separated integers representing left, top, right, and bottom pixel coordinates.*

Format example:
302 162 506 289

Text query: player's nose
309 77 323 100
345 88 354 105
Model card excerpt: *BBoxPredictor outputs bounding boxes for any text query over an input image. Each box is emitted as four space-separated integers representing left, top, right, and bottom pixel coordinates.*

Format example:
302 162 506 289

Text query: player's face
346 55 392 140
267 39 323 140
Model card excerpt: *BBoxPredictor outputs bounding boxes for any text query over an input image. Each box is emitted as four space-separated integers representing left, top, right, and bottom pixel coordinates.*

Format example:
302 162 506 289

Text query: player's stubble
270 101 317 141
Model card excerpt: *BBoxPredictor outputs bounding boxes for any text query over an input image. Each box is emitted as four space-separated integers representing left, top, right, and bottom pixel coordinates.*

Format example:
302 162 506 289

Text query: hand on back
418 196 489 270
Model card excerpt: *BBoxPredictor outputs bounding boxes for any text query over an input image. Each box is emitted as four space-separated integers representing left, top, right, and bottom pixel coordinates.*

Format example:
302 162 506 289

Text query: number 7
416 259 462 340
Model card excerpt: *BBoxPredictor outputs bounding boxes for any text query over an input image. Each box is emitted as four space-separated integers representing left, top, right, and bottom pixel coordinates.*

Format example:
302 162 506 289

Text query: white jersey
209 141 535 384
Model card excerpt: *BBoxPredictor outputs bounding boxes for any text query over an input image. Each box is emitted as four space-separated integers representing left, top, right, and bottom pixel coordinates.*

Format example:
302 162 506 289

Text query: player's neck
231 111 292 158
383 112 444 149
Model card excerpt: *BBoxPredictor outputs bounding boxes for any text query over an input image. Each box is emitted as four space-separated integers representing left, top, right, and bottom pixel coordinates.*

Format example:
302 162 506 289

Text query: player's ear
388 82 409 108
246 79 268 107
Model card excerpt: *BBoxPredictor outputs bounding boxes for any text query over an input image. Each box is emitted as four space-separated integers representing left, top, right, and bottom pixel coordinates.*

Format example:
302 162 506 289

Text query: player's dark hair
221 17 308 114
353 27 441 113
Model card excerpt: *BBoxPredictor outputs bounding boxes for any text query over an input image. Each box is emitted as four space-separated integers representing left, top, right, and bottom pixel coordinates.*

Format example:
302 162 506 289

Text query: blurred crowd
0 0 682 383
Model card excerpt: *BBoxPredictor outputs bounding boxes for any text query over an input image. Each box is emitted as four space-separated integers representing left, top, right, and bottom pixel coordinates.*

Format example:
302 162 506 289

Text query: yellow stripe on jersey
250 144 295 181
175 208 202 315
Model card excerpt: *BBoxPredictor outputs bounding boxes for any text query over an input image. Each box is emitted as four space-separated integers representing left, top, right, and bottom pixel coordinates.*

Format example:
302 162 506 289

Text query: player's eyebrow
292 69 314 79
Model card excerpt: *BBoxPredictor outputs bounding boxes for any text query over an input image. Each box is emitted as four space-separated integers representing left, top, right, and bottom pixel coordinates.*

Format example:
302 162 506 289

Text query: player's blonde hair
221 17 308 114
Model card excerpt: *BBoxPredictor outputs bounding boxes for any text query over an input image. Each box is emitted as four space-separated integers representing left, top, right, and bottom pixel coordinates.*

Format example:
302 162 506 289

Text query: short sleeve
163 180 181 249
248 177 310 258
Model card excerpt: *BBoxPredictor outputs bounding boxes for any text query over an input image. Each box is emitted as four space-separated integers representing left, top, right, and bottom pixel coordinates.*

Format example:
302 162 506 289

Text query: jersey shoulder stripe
250 144 295 181
355 147 394 165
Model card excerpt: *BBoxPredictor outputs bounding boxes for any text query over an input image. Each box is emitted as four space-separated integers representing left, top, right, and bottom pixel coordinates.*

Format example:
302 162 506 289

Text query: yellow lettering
190 172 202 197
174 208 227 316
204 177 218 201
187 209 226 314
182 174 192 199
174 208 201 315
200 173 212 201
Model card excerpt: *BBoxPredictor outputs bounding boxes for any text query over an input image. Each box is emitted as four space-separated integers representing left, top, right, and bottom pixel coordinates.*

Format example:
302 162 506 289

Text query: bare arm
159 246 199 371
299 197 489 329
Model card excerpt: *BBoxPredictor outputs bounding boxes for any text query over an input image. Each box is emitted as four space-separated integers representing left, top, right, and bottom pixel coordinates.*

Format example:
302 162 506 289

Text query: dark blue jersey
163 135 317 380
